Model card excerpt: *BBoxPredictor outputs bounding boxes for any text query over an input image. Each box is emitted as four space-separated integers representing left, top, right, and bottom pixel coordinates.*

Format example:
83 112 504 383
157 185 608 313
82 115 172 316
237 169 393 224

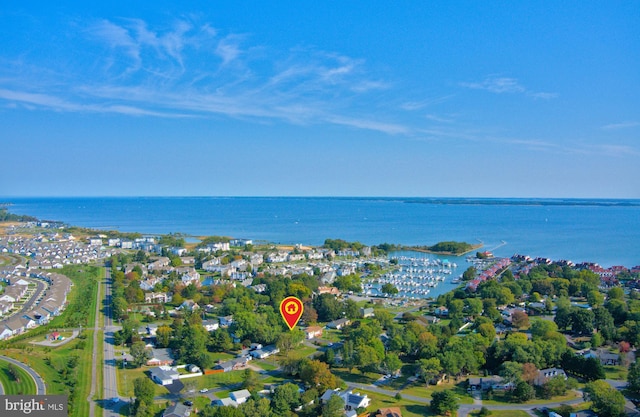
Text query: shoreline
403 243 484 257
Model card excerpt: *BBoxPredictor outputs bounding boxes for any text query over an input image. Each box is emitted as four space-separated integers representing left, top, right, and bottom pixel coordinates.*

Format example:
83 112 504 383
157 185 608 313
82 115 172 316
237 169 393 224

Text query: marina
364 253 463 299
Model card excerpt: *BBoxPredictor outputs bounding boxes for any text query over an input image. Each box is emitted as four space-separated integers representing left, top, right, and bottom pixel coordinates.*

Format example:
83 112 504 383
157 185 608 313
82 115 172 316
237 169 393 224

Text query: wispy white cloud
585 144 640 157
215 34 244 65
401 95 455 110
326 115 409 135
601 121 639 130
460 76 557 99
461 77 525 94
424 114 454 123
1 17 411 135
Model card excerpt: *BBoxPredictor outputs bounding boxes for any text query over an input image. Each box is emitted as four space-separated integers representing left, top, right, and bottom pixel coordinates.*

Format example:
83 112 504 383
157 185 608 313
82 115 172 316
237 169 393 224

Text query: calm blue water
4 197 640 268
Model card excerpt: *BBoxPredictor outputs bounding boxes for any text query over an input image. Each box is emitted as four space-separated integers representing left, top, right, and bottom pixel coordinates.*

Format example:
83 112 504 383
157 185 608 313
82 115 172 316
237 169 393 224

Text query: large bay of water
5 197 640 268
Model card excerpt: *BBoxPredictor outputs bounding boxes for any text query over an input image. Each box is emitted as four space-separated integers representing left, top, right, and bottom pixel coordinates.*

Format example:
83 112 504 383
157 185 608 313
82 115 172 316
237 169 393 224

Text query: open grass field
0 358 37 394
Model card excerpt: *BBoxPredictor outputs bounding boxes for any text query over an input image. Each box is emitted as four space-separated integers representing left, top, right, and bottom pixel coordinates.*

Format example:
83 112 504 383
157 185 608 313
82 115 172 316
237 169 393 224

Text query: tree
354 344 382 373
512 380 534 402
241 369 260 392
272 383 301 416
209 329 234 352
276 329 304 354
155 325 172 348
299 359 339 392
430 390 459 416
593 307 616 341
499 361 523 385
200 405 244 417
570 308 594 335
530 320 558 340
477 322 496 341
417 358 442 385
584 380 625 417
628 359 640 394
587 290 605 307
448 299 464 319
511 311 530 329
313 294 343 322
554 298 572 330
381 352 402 376
607 287 625 300
239 398 273 417
462 266 477 281
381 283 399 295
542 376 569 399
322 395 344 417
132 377 155 416
465 298 483 317
130 341 151 368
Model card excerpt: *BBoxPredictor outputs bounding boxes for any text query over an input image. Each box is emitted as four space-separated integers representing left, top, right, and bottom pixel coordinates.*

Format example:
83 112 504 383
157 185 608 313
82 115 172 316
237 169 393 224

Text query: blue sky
1 1 638 198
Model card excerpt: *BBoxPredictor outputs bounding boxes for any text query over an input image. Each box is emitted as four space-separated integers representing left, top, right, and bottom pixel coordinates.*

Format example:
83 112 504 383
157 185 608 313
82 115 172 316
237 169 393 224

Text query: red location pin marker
280 296 304 330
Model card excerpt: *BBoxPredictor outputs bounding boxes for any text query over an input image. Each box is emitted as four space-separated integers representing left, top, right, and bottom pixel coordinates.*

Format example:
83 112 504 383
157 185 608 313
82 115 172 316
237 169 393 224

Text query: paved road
88 268 103 417
343 380 586 416
102 267 126 417
31 329 80 346
0 279 46 324
0 354 47 395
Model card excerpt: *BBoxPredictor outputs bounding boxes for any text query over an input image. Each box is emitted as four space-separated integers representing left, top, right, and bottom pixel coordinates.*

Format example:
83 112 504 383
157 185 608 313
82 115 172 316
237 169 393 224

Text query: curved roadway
0 354 46 395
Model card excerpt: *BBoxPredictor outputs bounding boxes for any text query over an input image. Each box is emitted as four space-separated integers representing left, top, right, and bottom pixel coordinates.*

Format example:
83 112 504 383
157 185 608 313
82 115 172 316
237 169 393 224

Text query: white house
321 389 371 413
229 389 251 405
149 366 180 385
202 319 219 332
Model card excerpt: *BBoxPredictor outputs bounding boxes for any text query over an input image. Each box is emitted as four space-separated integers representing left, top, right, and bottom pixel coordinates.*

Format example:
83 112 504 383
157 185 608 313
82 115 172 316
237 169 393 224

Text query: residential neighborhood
1 221 640 417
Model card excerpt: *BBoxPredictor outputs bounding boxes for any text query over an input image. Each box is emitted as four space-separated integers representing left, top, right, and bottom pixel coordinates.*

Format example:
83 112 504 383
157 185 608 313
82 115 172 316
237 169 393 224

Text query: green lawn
117 367 169 397
351 387 436 417
481 390 581 405
0 358 37 394
252 360 279 371
399 381 474 404
472 410 530 417
73 330 96 417
604 365 627 380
